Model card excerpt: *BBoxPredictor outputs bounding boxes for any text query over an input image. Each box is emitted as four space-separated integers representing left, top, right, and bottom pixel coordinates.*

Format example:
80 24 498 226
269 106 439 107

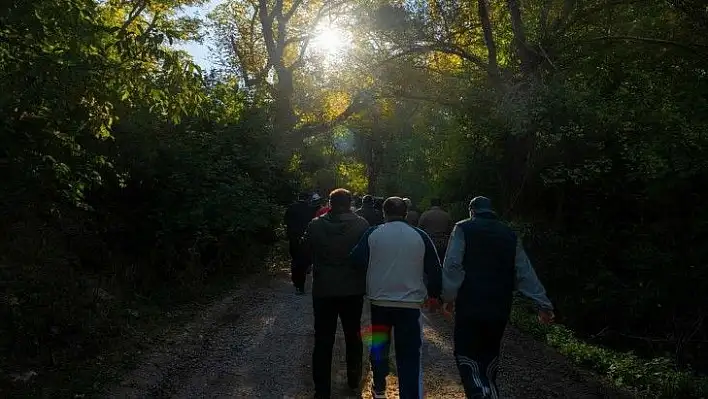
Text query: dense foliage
1 0 291 391
2 0 707 395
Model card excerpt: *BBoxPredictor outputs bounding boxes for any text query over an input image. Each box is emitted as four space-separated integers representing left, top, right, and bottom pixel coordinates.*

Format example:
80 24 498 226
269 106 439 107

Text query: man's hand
442 302 454 319
538 309 555 325
424 297 442 312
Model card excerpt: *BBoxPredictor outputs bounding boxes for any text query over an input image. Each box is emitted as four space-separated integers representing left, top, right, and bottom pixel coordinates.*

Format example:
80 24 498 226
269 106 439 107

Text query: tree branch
258 0 278 64
120 1 148 32
383 90 459 107
294 90 374 138
477 0 499 77
388 43 490 73
506 0 534 76
289 0 351 70
284 0 305 22
582 35 708 52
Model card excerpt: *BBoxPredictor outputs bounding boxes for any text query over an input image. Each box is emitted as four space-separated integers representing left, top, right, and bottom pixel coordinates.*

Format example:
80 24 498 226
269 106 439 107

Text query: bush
511 299 708 398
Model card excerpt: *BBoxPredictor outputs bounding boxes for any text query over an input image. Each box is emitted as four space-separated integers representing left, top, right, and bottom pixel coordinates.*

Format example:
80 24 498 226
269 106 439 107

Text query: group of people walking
284 189 555 399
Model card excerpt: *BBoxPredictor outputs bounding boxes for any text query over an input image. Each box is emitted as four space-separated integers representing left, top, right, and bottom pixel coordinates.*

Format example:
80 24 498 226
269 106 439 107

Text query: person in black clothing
374 196 384 212
355 195 384 226
442 196 554 398
302 189 370 398
284 192 316 294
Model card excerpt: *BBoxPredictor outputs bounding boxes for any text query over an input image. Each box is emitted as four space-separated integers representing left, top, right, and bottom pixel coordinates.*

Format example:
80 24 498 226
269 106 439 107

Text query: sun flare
310 25 350 64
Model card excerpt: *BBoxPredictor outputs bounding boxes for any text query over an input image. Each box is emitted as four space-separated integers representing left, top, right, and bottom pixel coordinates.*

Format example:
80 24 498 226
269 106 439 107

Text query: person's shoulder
409 225 432 241
308 215 324 227
456 218 473 226
353 214 370 227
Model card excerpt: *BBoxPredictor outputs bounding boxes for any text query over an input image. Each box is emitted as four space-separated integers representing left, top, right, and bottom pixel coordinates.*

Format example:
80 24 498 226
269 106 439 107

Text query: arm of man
300 220 314 254
415 228 442 300
417 212 427 229
283 207 292 231
515 239 555 323
442 225 465 303
349 226 376 268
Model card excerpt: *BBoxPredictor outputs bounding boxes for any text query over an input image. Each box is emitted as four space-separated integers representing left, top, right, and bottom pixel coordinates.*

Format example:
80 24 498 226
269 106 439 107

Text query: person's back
284 194 316 294
302 189 370 398
355 195 384 226
442 196 553 399
306 209 369 297
284 197 315 239
418 199 453 254
402 198 420 226
351 197 441 399
455 214 517 319
365 221 432 306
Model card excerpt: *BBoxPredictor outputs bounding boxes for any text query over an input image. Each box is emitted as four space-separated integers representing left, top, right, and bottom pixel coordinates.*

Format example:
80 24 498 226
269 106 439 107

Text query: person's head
329 188 352 214
383 196 407 222
362 194 374 206
430 198 442 207
402 198 413 209
468 196 495 217
310 192 323 206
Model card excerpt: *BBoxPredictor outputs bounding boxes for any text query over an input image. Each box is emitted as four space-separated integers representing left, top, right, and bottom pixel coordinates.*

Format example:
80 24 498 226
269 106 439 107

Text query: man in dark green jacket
302 188 370 398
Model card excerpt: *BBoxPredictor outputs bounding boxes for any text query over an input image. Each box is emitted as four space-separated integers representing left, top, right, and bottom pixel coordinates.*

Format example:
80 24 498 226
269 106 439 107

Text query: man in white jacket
351 197 442 399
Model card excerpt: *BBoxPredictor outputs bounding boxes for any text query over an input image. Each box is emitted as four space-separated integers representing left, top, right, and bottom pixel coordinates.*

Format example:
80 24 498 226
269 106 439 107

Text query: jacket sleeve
442 225 466 302
300 220 314 254
350 226 376 268
283 206 292 228
415 228 442 299
417 212 427 229
515 239 554 310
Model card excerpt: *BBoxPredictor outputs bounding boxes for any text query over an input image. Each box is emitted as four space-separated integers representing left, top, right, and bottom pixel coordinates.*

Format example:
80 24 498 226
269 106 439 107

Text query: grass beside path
4 242 285 398
511 299 708 399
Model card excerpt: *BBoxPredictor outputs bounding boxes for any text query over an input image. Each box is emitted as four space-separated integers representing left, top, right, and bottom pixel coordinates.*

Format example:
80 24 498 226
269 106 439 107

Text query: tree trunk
506 0 535 76
477 0 500 80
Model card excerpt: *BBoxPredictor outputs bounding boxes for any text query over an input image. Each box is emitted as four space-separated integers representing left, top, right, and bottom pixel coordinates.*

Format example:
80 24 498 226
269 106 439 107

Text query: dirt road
108 265 632 398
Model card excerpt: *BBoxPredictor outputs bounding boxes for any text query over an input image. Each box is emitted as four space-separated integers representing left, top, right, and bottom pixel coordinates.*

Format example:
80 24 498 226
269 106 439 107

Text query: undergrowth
511 298 708 399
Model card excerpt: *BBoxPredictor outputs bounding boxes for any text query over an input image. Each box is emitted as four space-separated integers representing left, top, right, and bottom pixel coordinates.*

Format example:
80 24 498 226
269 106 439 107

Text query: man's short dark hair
430 198 442 207
329 188 352 212
383 197 407 218
362 194 373 204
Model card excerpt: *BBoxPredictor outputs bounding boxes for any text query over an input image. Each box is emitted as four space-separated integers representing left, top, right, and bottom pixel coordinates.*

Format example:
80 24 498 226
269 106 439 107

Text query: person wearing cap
350 197 442 399
402 198 420 226
284 192 317 294
301 188 370 398
355 194 384 226
308 193 329 218
418 198 454 258
442 196 555 399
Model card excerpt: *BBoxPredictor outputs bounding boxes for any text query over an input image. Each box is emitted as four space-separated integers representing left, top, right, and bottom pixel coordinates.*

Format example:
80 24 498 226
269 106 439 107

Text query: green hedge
510 301 708 398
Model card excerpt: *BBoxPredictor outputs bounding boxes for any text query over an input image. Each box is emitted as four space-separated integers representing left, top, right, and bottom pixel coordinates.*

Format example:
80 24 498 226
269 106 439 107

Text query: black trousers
312 295 364 398
454 316 507 399
288 238 309 289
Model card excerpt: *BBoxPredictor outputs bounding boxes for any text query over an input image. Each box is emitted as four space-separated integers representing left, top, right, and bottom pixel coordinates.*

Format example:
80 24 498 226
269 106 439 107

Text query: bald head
383 196 407 222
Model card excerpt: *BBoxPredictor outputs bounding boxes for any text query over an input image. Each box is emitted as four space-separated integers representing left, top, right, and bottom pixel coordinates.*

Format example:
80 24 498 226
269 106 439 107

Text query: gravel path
108 265 634 399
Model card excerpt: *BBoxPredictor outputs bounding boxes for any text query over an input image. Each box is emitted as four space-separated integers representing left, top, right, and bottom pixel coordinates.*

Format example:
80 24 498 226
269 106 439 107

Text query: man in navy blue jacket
442 196 554 399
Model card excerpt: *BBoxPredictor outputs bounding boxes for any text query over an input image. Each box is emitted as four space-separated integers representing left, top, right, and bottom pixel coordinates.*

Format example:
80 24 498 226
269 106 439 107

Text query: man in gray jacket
302 188 370 399
442 196 554 399
351 197 442 399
